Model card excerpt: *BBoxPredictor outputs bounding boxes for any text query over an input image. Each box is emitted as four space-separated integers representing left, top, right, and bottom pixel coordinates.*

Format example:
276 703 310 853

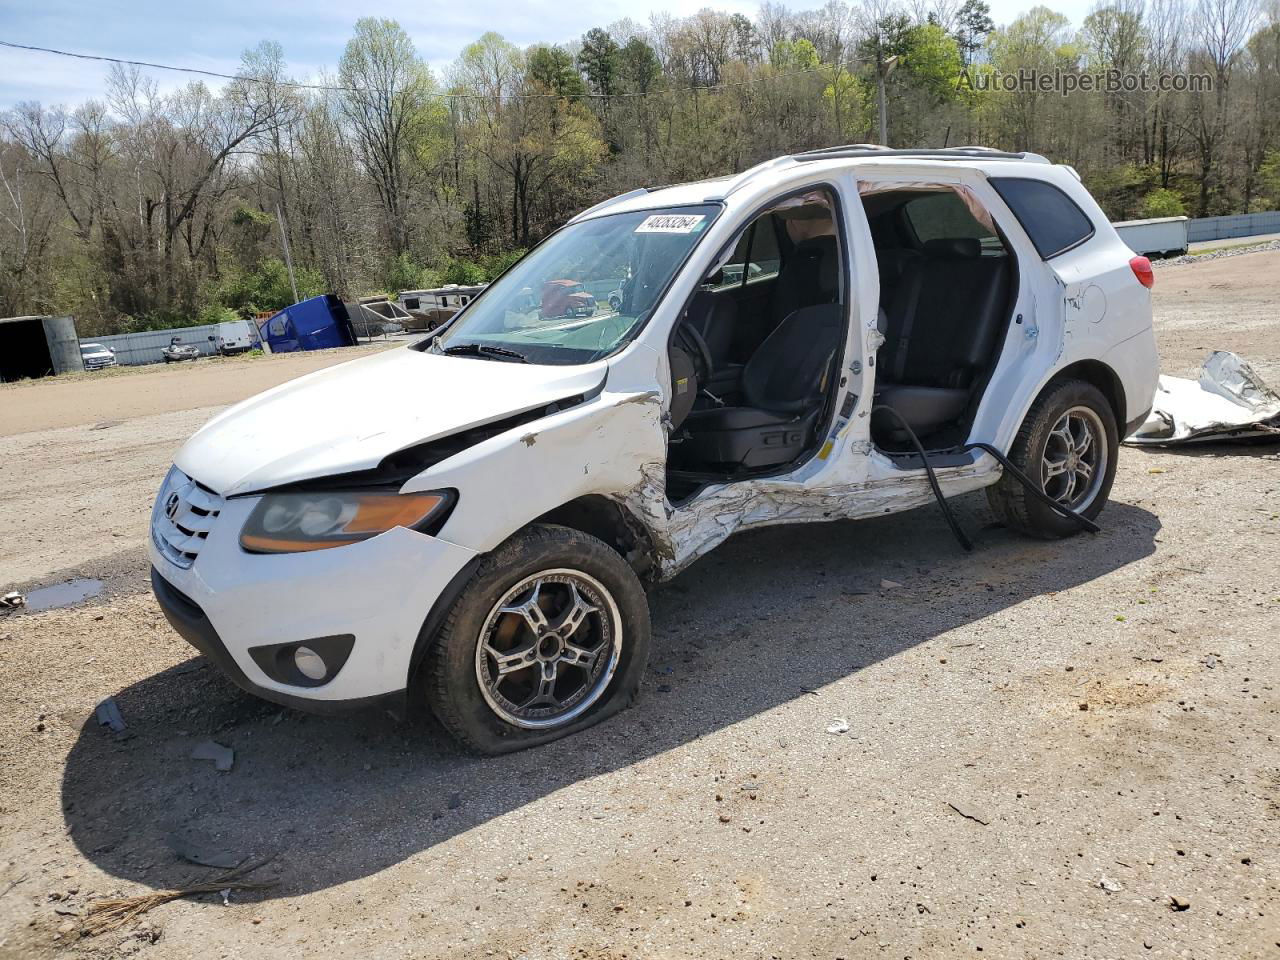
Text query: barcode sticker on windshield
635 214 706 234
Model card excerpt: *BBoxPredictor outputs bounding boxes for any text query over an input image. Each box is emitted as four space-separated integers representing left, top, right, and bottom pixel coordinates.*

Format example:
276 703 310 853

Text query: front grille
152 467 224 569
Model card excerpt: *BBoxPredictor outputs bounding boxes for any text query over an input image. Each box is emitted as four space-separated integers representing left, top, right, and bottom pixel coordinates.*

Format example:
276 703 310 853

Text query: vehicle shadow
60 493 1159 900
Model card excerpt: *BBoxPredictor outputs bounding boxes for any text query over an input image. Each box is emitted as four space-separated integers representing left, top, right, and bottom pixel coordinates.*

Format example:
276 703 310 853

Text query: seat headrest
923 237 981 259
794 235 840 295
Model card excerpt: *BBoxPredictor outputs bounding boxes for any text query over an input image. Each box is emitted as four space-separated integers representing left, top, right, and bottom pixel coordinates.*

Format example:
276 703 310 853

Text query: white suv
150 146 1159 753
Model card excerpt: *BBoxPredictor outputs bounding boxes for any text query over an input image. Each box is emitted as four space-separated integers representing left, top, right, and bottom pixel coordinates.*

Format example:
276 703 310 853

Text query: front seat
678 303 843 470
772 235 840 328
682 289 738 373
874 237 1010 439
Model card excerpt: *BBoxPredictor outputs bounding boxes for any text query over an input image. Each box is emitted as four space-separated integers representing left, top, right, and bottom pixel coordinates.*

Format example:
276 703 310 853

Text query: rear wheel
423 524 650 754
987 378 1118 538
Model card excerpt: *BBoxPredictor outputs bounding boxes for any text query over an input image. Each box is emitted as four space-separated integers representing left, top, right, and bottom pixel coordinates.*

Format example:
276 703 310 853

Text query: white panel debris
1127 351 1280 445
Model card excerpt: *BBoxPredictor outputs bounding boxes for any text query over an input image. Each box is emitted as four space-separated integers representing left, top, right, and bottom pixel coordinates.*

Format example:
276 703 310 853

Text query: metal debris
191 740 234 772
1128 351 1280 445
94 698 127 734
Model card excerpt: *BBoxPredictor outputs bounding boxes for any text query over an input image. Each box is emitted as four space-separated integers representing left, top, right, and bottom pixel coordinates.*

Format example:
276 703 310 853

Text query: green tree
1141 187 1187 217
578 28 621 96
954 0 995 65
528 46 587 100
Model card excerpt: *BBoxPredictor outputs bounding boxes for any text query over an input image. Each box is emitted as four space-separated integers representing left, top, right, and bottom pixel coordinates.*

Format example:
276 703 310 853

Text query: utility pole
275 203 300 303
876 55 900 146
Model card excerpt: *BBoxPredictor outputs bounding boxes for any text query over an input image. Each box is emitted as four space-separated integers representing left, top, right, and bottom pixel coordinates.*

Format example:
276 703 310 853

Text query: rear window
989 177 1095 259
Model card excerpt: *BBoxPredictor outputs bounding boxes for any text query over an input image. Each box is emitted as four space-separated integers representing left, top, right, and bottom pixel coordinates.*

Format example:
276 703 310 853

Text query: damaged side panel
402 374 669 559
634 453 995 579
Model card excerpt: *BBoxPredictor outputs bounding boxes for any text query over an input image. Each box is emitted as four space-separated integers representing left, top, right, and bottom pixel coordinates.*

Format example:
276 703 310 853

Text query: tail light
1129 255 1154 289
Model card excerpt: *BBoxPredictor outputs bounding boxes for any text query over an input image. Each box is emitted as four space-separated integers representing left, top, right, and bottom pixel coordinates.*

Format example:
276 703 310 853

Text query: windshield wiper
439 342 530 363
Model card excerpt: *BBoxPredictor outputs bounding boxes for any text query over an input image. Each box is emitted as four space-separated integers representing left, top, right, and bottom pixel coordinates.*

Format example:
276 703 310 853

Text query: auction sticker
635 214 706 234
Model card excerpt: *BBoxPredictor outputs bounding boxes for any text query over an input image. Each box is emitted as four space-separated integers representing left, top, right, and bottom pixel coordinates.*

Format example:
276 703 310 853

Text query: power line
0 40 349 91
0 38 871 102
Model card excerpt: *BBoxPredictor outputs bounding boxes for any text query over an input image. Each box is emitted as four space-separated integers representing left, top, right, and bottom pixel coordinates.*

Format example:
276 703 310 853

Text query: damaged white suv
151 146 1159 753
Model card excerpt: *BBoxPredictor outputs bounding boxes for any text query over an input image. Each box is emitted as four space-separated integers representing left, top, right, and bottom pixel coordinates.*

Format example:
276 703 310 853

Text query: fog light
293 646 327 681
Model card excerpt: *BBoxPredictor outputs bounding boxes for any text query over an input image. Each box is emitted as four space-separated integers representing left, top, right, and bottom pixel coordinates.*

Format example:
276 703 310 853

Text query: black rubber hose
960 441 1101 534
871 405 973 552
871 405 1102 553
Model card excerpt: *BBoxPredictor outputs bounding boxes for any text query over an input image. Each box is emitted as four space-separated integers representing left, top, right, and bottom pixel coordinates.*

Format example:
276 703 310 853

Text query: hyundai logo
164 492 181 520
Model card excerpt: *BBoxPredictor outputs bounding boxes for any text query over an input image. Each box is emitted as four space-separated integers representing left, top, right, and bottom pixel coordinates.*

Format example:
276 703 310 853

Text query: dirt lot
1 255 1277 960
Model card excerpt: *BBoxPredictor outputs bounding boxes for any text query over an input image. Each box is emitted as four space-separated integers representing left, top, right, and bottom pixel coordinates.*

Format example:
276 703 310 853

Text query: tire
987 378 1119 539
423 524 651 754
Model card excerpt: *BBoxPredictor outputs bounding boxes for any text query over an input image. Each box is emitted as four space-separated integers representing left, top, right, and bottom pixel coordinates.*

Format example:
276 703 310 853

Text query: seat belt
890 275 922 384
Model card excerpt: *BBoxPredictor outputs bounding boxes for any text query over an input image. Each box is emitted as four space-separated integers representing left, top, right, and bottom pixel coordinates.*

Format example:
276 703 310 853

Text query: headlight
240 490 452 554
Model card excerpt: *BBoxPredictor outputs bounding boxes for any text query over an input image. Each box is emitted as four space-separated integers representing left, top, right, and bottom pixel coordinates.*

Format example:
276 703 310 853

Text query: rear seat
874 238 1010 437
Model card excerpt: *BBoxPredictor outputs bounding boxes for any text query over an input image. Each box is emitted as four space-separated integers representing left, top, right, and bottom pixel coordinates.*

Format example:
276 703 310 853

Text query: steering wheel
675 318 714 385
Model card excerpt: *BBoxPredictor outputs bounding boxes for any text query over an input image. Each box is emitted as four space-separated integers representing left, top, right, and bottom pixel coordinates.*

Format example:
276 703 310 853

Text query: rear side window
904 191 995 244
988 177 1095 259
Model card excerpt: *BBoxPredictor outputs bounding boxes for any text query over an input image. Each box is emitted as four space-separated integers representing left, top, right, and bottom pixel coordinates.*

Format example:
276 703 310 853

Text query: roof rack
793 145 1047 163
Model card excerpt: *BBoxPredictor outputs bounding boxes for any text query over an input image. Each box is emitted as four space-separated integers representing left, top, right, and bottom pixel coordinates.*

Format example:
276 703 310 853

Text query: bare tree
338 18 435 254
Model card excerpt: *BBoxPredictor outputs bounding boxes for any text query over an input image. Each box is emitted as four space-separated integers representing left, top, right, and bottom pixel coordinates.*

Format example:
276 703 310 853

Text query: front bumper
148 492 479 707
152 567 398 714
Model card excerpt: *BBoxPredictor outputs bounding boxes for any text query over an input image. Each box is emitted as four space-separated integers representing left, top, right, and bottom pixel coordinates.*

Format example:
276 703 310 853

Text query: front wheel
423 524 651 754
987 378 1119 539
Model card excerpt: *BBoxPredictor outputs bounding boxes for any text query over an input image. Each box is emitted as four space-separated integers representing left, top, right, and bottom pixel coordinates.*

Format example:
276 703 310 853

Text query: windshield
433 204 721 365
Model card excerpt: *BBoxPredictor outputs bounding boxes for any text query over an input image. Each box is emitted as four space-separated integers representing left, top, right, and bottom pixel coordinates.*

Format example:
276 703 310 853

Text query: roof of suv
571 145 1060 223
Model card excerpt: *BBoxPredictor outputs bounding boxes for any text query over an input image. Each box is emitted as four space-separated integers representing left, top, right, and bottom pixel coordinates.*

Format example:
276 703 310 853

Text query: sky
0 0 1096 110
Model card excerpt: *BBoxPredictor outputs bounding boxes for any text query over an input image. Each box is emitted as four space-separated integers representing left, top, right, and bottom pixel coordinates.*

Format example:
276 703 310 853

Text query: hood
175 346 607 496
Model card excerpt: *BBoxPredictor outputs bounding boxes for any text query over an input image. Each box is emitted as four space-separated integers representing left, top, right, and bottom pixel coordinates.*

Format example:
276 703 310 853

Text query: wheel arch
406 496 658 693
533 495 659 582
1048 359 1125 431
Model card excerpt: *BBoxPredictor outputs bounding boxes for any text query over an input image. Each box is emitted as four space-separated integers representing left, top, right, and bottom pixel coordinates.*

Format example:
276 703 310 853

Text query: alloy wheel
1041 405 1108 511
474 569 622 730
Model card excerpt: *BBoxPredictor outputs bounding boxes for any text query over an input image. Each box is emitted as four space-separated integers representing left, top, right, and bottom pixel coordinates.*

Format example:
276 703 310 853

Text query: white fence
1186 210 1280 243
80 324 229 366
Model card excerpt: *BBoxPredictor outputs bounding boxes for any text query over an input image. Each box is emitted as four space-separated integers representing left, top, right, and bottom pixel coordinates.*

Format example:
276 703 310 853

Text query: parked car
79 343 117 370
540 279 595 319
161 337 200 363
150 146 1158 754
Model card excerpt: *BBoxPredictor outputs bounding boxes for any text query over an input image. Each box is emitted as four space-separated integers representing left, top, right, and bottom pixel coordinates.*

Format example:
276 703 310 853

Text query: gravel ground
1171 237 1280 263
0 257 1277 960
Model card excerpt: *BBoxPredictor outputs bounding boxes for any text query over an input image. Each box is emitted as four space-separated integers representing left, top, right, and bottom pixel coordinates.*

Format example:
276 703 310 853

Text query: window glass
988 177 1095 258
435 204 720 364
904 192 995 244
746 214 781 281
704 227 753 291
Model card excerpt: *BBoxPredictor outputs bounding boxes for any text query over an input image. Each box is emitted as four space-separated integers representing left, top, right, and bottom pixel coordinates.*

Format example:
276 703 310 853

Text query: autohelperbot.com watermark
957 68 1213 96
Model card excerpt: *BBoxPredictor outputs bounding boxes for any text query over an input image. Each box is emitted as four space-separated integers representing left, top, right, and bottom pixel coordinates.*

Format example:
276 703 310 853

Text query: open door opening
664 187 847 503
862 185 1019 454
